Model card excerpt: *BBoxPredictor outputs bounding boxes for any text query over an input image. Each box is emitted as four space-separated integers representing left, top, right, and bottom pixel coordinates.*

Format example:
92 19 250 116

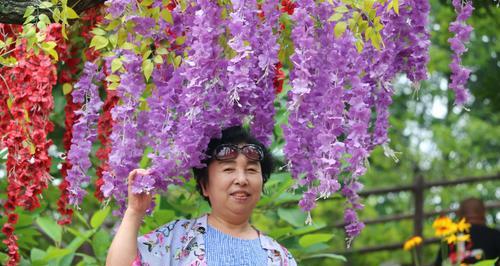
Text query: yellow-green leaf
140 0 154 6
355 39 364 53
153 55 163 64
91 28 107 36
65 7 79 19
334 22 347 38
41 41 58 60
142 59 154 82
90 36 109 50
6 98 13 109
39 1 53 9
365 26 373 41
175 36 187 46
393 0 399 14
121 42 135 50
111 58 123 72
24 110 31 123
39 14 51 25
24 6 35 18
160 10 173 24
107 82 119 90
335 5 349 13
29 142 36 154
52 8 61 22
174 55 182 68
328 13 343 22
105 20 122 31
62 83 72 95
106 74 120 83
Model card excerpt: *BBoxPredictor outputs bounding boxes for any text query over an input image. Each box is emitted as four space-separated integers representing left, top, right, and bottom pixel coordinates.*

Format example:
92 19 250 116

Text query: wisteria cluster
66 61 104 206
449 0 473 106
283 0 432 242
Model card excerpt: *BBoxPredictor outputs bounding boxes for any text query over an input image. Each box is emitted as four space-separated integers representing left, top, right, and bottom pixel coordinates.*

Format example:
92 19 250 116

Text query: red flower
2 223 14 236
7 213 19 224
273 62 285 94
281 0 296 15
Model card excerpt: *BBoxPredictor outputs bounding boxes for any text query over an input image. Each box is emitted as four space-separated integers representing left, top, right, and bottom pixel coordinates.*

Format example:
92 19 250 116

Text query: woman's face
203 147 263 218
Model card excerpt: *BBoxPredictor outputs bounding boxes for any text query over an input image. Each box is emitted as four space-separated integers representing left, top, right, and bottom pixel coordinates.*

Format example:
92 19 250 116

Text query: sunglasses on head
212 144 264 162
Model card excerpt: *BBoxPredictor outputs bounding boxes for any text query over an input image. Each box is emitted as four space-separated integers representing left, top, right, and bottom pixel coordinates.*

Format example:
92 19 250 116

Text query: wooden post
414 174 424 265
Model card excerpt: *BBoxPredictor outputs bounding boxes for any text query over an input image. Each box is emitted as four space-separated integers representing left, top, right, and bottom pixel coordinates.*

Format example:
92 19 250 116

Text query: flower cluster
86 0 281 215
448 0 474 106
432 216 472 265
66 61 104 206
0 24 59 265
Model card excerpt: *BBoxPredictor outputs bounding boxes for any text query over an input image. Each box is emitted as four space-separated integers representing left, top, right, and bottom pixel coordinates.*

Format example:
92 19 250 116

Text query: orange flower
432 216 457 237
403 236 423 251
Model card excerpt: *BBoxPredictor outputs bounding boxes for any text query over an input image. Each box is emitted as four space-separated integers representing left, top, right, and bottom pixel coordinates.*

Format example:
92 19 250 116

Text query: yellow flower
433 216 457 237
457 218 471 232
403 236 423 251
457 234 470 242
445 234 457 244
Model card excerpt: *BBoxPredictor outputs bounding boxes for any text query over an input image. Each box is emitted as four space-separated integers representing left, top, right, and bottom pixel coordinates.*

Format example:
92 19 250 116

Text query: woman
106 126 297 265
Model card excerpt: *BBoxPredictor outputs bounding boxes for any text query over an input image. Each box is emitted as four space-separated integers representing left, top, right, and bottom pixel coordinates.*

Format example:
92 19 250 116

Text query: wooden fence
334 173 500 263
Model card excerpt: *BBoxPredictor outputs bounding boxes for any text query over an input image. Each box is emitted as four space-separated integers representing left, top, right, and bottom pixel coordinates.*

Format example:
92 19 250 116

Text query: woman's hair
192 125 274 203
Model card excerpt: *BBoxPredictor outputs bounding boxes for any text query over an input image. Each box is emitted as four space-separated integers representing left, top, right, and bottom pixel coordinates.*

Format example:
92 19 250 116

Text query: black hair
192 125 274 203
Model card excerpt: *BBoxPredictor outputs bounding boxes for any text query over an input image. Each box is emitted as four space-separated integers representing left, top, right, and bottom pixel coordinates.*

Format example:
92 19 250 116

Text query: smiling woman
106 126 296 266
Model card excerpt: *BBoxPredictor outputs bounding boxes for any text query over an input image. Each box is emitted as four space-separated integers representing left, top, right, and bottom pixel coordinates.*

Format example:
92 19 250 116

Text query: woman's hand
106 168 153 266
126 168 154 218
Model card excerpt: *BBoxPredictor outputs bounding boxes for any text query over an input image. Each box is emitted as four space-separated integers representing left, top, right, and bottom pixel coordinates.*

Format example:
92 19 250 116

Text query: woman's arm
106 169 153 266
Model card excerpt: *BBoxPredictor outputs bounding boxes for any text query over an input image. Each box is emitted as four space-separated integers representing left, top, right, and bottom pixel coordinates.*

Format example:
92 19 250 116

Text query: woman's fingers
127 169 150 186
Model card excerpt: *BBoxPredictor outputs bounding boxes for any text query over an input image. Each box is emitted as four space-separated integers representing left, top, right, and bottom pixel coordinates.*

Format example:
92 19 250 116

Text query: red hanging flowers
0 23 60 265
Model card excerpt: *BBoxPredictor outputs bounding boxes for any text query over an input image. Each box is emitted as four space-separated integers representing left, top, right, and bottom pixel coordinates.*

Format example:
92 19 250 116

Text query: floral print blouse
133 214 297 266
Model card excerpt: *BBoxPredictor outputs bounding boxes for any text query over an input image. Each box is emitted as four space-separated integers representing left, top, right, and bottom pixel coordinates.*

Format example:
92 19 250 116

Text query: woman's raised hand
126 168 154 218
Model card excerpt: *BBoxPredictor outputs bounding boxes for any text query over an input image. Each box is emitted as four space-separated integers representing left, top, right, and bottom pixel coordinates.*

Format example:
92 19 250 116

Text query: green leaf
111 58 123 72
43 247 72 261
90 206 110 228
89 36 109 50
30 248 46 261
142 59 154 82
277 208 307 227
471 259 499 266
23 6 35 18
334 22 347 38
36 216 62 244
91 229 111 261
298 233 334 248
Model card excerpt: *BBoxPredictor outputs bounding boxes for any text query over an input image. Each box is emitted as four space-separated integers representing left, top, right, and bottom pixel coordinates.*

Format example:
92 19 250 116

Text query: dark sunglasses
212 144 264 162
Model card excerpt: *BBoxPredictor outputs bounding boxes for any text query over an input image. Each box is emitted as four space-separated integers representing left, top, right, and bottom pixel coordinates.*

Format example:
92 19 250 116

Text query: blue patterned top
135 214 297 266
205 224 268 265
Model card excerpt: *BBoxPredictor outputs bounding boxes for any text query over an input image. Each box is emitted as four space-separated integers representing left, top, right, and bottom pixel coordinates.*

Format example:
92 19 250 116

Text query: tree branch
0 0 105 25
